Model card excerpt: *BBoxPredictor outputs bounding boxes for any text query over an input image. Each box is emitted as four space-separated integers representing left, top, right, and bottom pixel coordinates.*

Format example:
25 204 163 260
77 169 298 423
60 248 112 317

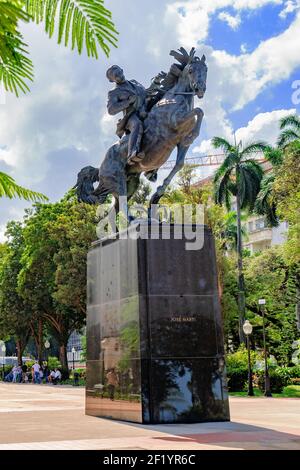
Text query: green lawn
229 385 300 398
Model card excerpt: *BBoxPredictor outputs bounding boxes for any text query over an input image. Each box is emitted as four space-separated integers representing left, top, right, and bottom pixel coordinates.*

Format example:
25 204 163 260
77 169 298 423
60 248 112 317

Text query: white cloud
193 108 296 155
210 10 300 110
0 0 299 231
0 225 6 243
235 108 296 143
0 22 107 186
165 0 283 46
99 110 118 137
279 0 300 18
218 11 241 29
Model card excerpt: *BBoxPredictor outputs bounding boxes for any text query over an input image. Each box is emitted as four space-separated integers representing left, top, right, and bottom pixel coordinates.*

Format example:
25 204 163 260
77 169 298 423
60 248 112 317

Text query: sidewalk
0 383 299 450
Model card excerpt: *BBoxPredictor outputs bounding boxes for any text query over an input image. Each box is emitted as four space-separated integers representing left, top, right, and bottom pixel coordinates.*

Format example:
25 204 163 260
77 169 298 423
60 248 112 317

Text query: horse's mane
161 47 197 91
146 47 198 107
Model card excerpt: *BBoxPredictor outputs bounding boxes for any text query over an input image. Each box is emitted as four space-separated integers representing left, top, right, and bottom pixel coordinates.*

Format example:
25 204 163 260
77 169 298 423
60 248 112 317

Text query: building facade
243 216 288 254
193 161 288 254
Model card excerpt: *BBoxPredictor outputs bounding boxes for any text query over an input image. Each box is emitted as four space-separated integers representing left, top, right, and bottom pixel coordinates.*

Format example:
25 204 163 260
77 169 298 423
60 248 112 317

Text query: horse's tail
74 166 99 204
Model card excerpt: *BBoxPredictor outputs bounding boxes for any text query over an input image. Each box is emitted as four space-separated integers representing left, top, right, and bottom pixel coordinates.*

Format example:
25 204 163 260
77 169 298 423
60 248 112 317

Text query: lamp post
1 344 6 381
44 340 50 366
242 320 254 396
259 299 272 397
71 347 76 370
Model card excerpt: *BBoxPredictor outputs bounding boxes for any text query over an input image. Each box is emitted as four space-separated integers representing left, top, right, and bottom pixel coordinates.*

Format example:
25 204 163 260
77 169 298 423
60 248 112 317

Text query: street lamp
44 340 50 366
242 320 254 396
1 344 6 381
71 347 76 370
259 299 272 397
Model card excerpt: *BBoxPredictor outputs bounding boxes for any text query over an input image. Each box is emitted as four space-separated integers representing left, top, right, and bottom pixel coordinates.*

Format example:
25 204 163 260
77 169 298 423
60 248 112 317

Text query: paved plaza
0 383 299 450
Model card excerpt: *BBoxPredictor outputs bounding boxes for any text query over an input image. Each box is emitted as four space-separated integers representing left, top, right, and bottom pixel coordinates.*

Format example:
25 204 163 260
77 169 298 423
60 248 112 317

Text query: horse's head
170 47 208 98
186 53 207 98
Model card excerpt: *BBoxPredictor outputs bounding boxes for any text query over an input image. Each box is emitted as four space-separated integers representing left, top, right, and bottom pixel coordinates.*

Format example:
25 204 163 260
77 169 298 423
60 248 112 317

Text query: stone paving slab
0 383 299 450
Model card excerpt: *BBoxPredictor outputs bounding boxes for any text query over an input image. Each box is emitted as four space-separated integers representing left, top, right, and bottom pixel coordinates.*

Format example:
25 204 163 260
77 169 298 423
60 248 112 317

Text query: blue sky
0 0 300 239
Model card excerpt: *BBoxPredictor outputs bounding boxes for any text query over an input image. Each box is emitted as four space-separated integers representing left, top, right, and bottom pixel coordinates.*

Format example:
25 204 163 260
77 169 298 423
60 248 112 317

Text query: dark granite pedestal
86 224 230 424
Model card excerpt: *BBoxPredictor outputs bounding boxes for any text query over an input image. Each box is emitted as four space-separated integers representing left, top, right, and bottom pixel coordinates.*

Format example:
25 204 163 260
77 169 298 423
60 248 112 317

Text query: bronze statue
106 65 147 165
76 47 207 213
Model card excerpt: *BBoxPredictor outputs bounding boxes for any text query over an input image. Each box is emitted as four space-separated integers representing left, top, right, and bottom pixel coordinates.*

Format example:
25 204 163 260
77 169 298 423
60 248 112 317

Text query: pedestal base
86 224 230 423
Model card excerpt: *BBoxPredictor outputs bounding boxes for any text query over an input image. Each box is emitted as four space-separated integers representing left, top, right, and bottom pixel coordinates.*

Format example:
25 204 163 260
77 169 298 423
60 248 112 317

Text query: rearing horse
75 47 207 211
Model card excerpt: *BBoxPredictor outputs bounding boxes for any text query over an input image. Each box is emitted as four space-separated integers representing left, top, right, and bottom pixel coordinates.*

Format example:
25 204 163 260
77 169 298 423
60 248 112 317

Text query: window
255 218 265 230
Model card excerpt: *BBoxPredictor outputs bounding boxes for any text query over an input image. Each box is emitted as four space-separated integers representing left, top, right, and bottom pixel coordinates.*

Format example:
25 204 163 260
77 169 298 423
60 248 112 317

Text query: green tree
272 141 300 330
272 141 300 266
177 164 198 195
0 0 118 96
18 193 96 374
0 221 31 364
244 247 299 365
49 192 96 315
277 114 300 148
221 211 247 252
129 178 151 205
212 137 267 343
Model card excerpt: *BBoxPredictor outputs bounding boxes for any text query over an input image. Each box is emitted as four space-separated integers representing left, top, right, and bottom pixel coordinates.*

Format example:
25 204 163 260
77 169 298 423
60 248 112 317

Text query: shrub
288 365 300 379
227 368 248 392
25 361 35 369
47 356 61 370
60 378 86 386
257 368 290 393
3 365 12 375
70 368 86 379
226 346 261 392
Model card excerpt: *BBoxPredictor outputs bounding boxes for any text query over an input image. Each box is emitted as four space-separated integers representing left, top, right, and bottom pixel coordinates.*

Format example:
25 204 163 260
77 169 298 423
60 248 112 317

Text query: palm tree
255 173 278 228
212 137 267 343
0 171 47 201
0 0 118 96
221 211 248 252
254 145 284 228
278 114 300 148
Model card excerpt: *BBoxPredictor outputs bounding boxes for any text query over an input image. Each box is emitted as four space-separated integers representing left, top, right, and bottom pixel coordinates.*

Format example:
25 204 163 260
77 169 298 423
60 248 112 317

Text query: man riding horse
75 47 207 213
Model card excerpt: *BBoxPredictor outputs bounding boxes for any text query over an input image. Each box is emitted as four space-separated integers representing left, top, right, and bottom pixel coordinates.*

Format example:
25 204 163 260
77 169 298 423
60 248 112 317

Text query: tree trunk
59 343 69 379
31 318 44 364
37 318 43 365
16 339 24 366
236 180 246 344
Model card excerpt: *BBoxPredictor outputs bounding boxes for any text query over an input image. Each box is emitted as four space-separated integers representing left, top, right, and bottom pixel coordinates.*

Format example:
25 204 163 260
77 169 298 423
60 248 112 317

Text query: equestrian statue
75 47 208 214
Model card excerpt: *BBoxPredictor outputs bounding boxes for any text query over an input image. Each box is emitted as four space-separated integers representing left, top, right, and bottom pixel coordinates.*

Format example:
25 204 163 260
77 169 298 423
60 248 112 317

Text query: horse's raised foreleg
150 143 189 205
177 107 204 147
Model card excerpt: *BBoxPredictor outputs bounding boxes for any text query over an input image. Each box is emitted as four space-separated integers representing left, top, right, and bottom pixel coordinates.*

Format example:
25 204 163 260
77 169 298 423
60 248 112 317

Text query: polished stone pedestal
86 224 230 423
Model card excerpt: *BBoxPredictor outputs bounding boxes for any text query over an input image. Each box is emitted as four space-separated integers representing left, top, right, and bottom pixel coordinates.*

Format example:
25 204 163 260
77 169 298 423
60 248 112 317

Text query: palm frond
213 152 238 183
211 136 234 154
0 0 34 95
25 0 118 58
239 160 263 211
255 173 279 227
222 211 247 250
277 129 300 149
0 171 48 201
214 168 232 210
264 146 283 167
241 159 264 177
240 141 268 159
279 114 300 131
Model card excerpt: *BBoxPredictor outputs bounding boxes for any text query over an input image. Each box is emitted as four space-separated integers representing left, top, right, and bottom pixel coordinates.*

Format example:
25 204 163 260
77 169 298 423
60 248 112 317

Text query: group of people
4 362 62 385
